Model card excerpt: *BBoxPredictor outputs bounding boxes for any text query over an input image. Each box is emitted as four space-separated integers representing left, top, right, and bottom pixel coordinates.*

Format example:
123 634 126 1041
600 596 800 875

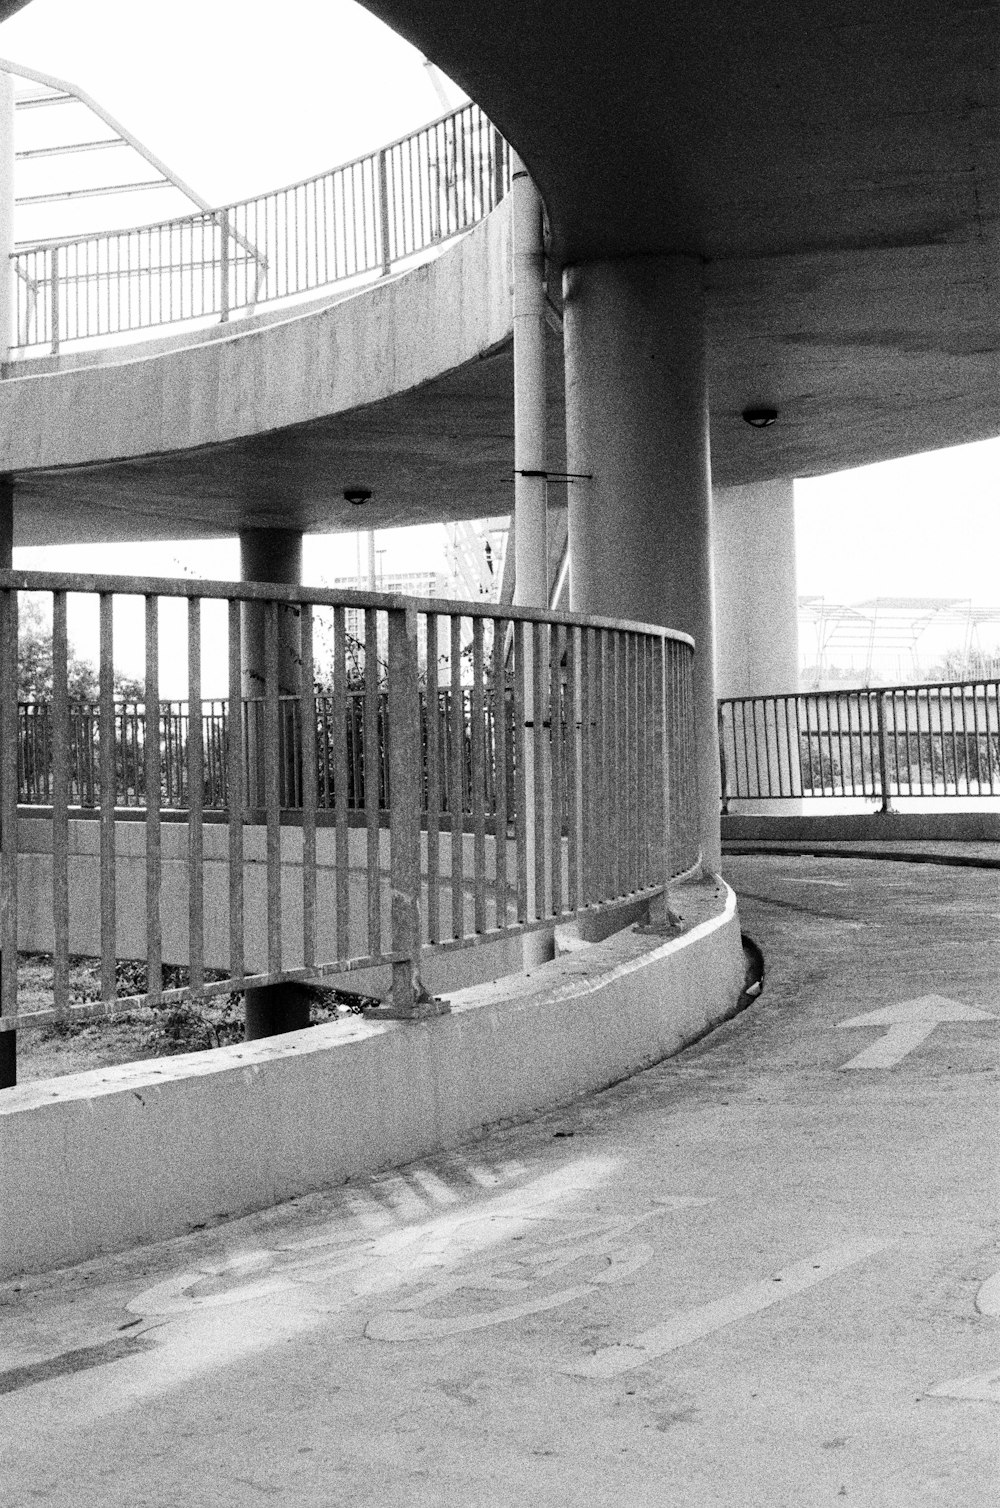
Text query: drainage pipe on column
511 156 555 970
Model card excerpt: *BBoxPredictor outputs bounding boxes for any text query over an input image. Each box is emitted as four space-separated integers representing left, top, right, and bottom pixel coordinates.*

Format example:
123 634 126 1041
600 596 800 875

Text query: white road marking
834 995 998 1069
928 1368 1000 1404
562 1239 890 1379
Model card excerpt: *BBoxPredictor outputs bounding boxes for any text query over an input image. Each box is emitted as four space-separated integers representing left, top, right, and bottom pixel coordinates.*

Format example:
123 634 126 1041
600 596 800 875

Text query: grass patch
12 955 380 1083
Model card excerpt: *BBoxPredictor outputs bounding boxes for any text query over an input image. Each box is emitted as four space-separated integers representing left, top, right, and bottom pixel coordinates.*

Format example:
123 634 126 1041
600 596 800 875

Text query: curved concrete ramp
0 877 743 1278
2 201 571 543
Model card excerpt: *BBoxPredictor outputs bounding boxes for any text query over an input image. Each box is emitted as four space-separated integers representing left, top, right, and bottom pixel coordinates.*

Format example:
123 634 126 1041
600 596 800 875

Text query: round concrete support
714 479 802 814
563 254 721 872
713 480 798 701
239 527 311 1039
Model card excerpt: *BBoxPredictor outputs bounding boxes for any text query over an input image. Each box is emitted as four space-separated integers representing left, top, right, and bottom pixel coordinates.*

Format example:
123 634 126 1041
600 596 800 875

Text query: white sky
4 0 1000 628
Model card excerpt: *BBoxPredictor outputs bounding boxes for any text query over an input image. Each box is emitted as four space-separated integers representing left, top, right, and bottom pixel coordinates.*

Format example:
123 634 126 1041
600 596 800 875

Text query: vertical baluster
471 617 487 934
565 624 580 911
532 620 547 919
549 621 564 918
1 588 20 1083
264 600 282 977
948 684 959 795
637 633 649 888
99 594 116 1005
388 606 423 1012
450 614 465 939
187 598 204 996
364 606 381 958
145 599 162 999
425 615 441 944
593 628 608 901
653 636 669 886
51 592 70 1018
491 615 509 931
333 606 350 960
579 625 593 906
226 600 244 984
300 604 317 971
513 619 528 924
970 682 984 794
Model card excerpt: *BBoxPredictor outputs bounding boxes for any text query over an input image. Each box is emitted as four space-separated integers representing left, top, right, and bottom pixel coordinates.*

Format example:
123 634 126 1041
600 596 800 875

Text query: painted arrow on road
834 994 998 1069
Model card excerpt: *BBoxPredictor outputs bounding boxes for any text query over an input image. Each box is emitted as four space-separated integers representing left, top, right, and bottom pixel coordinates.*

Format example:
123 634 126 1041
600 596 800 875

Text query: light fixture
742 407 778 429
343 486 372 506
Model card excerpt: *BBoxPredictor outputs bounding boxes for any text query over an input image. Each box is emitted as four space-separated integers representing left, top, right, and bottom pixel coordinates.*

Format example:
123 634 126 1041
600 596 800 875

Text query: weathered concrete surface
0 853 996 1504
0 875 743 1279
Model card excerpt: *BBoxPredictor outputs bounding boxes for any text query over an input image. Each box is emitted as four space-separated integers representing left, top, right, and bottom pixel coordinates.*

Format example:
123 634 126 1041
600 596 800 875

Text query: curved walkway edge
0 875 744 1281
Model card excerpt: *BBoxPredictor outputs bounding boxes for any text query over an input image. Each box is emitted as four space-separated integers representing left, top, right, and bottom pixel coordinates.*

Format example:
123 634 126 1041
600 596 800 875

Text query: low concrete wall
722 811 1000 844
0 877 744 1279
14 815 525 974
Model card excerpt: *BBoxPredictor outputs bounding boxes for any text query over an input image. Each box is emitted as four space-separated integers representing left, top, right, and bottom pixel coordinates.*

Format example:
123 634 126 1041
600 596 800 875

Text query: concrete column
0 71 14 366
511 158 554 970
564 254 721 873
238 526 311 1039
0 475 12 1087
713 480 798 700
713 480 801 813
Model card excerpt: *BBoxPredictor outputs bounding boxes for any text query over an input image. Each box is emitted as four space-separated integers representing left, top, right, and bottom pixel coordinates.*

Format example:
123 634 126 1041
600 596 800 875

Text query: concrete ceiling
357 1 998 267
2 0 999 540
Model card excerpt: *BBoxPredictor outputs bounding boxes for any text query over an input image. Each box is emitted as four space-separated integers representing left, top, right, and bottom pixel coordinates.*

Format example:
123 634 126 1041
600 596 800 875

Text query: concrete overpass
0 0 997 1264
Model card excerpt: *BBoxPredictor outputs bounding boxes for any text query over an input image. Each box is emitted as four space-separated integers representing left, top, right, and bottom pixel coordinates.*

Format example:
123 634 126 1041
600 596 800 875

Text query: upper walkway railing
0 571 698 1071
720 680 1000 810
10 101 510 356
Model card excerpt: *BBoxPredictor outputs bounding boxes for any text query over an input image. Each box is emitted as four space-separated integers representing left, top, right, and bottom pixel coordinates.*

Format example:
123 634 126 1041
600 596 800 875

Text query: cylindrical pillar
564 254 721 872
0 475 12 1087
239 526 311 1039
0 71 14 365
714 480 801 812
511 158 555 970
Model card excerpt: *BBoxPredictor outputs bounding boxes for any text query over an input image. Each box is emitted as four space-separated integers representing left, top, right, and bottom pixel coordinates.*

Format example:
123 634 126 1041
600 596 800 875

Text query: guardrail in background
11 102 510 355
17 691 510 813
719 681 1000 810
0 571 698 1072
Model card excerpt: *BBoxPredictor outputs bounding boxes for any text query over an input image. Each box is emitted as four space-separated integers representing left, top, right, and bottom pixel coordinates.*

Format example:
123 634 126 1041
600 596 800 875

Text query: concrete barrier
0 876 744 1279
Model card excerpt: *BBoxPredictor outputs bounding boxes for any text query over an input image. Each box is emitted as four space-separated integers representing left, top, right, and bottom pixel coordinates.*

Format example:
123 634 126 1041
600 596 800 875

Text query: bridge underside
7 231 1000 545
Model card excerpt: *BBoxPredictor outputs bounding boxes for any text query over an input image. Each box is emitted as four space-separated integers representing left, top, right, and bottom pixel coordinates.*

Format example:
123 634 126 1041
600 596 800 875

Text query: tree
17 597 144 702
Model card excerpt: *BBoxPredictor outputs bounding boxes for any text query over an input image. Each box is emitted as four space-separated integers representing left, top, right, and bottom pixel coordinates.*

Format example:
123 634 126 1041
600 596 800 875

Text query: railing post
378 149 392 276
0 574 18 1088
49 245 60 357
718 703 730 815
875 690 893 812
218 211 230 324
386 605 441 1017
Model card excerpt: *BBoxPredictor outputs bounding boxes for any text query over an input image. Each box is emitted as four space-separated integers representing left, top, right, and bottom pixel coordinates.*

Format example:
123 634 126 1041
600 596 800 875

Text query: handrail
719 679 1000 810
9 100 511 355
0 571 699 1083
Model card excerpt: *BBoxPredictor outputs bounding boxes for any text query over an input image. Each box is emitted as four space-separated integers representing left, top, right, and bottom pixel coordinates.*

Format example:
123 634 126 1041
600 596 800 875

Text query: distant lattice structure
800 597 1000 687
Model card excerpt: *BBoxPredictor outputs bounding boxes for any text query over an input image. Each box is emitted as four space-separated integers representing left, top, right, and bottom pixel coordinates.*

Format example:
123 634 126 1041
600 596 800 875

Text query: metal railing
16 691 510 813
11 102 510 355
0 570 698 1070
719 680 1000 810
